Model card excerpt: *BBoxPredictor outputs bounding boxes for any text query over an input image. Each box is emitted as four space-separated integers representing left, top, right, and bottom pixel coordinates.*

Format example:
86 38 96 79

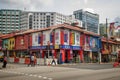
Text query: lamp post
47 41 50 59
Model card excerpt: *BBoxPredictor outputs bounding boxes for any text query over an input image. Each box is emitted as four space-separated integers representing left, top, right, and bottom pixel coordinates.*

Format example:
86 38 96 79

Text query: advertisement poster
70 32 75 45
76 32 80 45
84 36 90 51
50 32 54 43
89 37 98 51
55 29 60 45
32 33 39 46
38 33 41 44
64 30 69 45
43 31 50 45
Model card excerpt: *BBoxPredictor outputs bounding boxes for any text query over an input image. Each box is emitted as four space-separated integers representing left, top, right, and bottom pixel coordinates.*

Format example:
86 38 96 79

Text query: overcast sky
0 0 120 23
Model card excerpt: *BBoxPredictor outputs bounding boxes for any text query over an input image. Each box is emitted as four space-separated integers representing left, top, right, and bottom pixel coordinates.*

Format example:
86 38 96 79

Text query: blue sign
30 46 41 49
50 45 54 49
50 34 53 43
89 37 99 52
60 45 71 49
31 45 54 49
41 46 47 49
71 46 81 50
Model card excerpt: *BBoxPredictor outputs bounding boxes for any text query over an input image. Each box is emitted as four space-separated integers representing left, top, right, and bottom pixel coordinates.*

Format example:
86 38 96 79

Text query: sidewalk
0 62 26 69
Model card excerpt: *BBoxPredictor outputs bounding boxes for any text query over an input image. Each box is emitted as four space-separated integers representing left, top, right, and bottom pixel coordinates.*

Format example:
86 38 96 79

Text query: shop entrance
43 50 52 58
65 50 69 63
55 49 61 64
84 51 90 63
73 50 80 63
92 52 98 63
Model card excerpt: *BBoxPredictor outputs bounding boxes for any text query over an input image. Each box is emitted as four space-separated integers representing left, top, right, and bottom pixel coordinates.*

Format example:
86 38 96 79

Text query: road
0 63 120 80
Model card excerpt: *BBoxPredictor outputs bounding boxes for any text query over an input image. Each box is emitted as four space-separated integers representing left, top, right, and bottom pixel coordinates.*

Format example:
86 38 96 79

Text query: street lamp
47 41 50 58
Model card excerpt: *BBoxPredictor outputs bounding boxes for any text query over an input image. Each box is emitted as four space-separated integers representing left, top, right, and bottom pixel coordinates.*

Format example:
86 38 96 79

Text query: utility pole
106 18 109 49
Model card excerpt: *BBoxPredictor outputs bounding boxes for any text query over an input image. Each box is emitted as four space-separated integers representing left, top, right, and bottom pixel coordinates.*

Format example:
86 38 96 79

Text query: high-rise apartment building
0 9 21 34
99 23 107 37
73 9 99 34
21 11 82 30
0 9 82 33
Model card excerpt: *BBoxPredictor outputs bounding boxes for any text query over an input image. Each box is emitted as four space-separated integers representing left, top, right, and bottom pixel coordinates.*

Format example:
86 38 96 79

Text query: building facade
0 24 104 65
0 9 21 34
21 12 82 30
73 9 99 34
0 9 82 33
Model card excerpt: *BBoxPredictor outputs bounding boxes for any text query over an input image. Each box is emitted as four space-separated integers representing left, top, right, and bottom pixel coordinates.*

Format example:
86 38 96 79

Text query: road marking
0 70 53 80
25 74 28 76
48 78 53 80
38 76 42 78
29 74 33 76
43 77 47 79
33 75 37 77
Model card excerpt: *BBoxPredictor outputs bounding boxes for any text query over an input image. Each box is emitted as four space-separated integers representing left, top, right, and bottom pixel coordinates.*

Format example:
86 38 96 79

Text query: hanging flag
50 32 53 43
64 31 68 43
38 34 41 44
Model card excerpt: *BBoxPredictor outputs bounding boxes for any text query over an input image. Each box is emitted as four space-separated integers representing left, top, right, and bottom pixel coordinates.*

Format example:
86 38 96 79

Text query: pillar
79 50 84 63
60 49 65 64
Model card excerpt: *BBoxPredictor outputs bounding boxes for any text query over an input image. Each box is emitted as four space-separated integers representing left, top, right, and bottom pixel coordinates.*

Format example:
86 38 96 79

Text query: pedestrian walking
28 53 35 67
2 55 7 68
31 55 35 66
51 57 56 65
33 53 36 66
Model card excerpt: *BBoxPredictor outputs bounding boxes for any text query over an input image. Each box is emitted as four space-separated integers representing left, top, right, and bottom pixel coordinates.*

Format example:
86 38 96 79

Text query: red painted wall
60 30 64 45
15 34 29 50
80 33 85 49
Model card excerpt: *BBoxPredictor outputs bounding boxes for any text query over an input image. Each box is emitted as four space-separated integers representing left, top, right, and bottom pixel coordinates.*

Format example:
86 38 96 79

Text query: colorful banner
84 36 90 51
3 39 8 49
70 32 75 45
89 37 98 51
64 31 68 43
8 38 15 50
38 33 41 44
55 32 59 40
43 34 46 41
55 29 60 45
32 33 40 46
55 45 59 49
89 37 97 48
76 33 80 45
50 32 54 43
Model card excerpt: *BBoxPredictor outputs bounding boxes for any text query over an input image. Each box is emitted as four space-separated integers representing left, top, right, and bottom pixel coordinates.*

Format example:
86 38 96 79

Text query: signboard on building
64 30 69 45
75 32 80 46
89 37 98 51
70 32 75 45
84 35 91 51
55 29 60 45
43 31 50 45
32 32 41 46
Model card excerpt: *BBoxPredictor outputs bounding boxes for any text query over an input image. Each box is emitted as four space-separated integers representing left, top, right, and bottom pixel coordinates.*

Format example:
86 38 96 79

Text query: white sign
32 32 41 46
43 31 50 45
64 29 69 45
55 29 60 45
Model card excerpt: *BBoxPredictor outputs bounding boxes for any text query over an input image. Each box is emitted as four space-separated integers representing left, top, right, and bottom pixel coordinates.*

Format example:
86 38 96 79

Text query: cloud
0 0 54 10
84 0 88 4
0 0 120 23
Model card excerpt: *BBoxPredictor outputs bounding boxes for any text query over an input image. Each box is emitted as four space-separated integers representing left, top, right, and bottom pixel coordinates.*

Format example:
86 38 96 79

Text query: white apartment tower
21 11 82 30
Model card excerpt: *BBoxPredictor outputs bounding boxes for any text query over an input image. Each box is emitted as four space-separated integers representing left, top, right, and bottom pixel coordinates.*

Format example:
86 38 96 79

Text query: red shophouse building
0 24 104 65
